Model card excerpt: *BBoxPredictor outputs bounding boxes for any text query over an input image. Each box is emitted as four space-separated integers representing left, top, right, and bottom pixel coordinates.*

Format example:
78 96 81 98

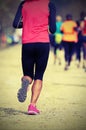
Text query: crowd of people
0 29 22 48
49 13 86 72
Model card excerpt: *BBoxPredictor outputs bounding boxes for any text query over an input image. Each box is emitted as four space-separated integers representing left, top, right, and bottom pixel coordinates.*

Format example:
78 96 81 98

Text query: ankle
30 103 36 107
21 76 32 84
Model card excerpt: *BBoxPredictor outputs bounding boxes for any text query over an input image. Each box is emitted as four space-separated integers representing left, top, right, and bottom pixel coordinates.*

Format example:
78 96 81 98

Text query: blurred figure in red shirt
80 16 86 71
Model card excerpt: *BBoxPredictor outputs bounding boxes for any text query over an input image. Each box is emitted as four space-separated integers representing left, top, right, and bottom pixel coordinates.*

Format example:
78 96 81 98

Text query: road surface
0 44 86 130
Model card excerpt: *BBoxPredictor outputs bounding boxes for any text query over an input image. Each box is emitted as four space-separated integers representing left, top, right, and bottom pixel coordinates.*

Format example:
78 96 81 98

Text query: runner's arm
48 2 56 34
12 1 25 28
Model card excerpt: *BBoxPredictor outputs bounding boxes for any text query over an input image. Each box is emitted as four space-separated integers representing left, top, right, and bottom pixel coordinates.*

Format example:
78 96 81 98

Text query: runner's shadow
0 107 28 116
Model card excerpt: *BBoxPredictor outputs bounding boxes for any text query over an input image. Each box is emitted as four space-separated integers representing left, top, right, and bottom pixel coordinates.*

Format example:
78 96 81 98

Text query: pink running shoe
28 104 40 115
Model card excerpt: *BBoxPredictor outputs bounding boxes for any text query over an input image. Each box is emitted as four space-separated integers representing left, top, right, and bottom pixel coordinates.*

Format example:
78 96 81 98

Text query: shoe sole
28 111 39 115
17 79 29 102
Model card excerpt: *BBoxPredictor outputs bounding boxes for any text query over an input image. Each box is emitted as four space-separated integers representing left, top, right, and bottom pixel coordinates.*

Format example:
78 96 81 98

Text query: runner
54 15 63 65
80 16 86 71
61 14 77 70
13 0 56 115
75 21 82 68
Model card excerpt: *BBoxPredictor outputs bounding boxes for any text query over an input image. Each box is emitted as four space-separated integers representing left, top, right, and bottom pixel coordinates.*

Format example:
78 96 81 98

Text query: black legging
75 41 82 62
63 41 75 65
22 43 50 80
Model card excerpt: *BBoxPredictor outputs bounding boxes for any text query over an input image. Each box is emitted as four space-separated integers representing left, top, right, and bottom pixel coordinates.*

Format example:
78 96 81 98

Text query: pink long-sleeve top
22 0 50 44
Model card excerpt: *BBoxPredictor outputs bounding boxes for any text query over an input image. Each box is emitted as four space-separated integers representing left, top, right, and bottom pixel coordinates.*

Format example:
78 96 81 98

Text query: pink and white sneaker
28 104 40 115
